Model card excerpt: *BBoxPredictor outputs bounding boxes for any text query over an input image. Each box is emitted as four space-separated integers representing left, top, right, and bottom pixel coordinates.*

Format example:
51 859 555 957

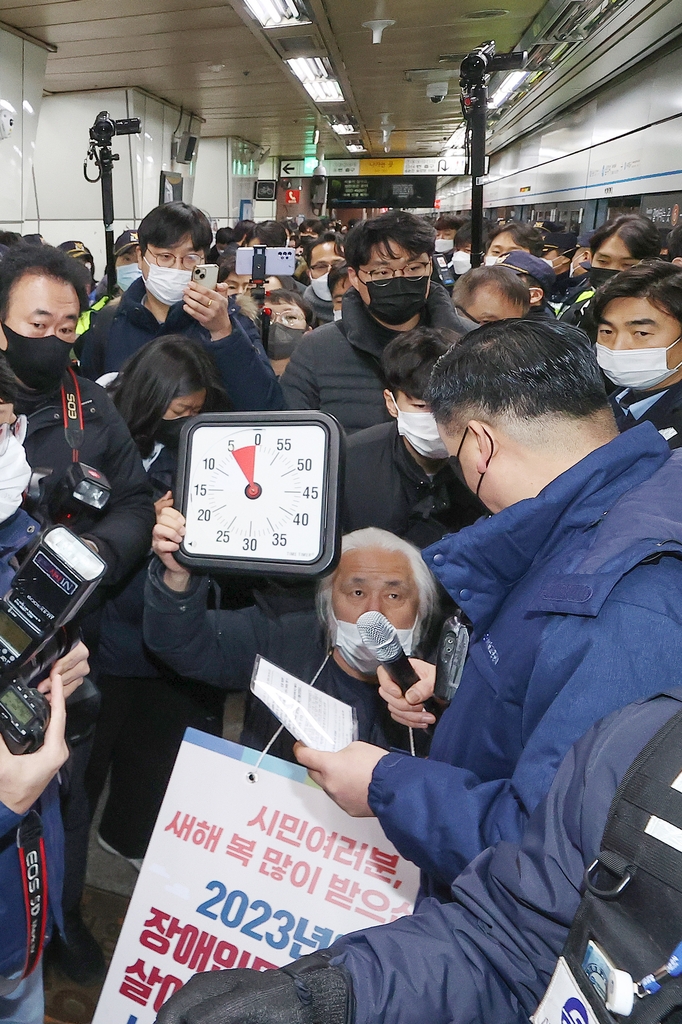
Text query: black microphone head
356 611 402 662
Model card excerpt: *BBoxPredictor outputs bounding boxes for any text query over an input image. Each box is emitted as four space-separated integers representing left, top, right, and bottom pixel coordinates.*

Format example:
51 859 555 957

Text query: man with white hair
144 515 438 762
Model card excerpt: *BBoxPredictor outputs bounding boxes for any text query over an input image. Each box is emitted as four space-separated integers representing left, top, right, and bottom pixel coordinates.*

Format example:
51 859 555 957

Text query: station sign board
279 155 465 179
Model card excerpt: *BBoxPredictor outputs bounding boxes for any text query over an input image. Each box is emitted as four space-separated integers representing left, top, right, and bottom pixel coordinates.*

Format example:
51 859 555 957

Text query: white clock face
183 423 328 563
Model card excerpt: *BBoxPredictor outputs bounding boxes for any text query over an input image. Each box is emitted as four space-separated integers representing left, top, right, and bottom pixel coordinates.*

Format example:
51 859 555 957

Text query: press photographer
0 355 90 1024
0 242 156 982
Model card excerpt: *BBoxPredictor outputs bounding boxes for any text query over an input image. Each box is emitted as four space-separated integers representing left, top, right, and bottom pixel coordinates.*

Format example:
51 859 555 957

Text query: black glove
154 951 354 1024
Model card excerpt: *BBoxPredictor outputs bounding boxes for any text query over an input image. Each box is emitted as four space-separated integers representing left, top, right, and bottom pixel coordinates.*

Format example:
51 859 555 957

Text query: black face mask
589 266 620 289
2 324 72 393
366 277 429 326
154 416 188 451
268 323 306 360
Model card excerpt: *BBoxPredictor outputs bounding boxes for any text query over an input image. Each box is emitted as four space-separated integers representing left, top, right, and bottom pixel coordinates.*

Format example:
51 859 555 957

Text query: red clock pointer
232 445 262 499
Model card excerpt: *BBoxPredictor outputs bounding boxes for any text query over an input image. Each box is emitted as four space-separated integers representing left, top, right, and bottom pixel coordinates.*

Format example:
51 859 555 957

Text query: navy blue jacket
331 690 682 1024
0 509 64 977
80 277 285 412
368 422 682 902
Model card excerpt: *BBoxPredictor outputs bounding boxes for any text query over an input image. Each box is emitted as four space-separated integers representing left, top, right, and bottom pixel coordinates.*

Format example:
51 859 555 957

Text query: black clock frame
175 410 344 577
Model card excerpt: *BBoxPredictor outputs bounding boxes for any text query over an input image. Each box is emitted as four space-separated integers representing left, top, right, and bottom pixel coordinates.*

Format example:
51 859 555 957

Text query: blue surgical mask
116 264 142 291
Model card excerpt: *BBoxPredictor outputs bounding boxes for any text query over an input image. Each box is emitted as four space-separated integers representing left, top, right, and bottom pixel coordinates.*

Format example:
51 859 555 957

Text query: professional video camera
0 526 106 754
459 40 526 89
89 111 140 149
84 110 142 299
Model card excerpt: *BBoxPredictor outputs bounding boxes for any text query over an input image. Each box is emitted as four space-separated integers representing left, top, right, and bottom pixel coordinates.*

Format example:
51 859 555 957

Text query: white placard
93 729 419 1024
251 656 358 752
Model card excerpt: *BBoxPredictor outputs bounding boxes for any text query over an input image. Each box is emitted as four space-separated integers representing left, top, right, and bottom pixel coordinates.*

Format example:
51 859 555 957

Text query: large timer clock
175 411 344 576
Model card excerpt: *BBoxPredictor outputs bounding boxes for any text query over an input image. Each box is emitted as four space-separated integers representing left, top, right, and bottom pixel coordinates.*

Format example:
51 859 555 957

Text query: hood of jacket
339 282 474 360
424 421 675 635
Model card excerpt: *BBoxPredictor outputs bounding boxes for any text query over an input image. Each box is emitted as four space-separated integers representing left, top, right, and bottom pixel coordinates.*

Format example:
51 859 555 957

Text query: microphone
356 611 419 694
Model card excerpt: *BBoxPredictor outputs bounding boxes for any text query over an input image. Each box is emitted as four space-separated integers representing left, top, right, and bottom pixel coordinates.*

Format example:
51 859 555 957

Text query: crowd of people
1 201 682 1023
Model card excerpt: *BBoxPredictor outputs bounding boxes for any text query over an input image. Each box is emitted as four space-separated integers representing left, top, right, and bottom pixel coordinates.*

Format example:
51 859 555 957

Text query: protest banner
93 728 420 1023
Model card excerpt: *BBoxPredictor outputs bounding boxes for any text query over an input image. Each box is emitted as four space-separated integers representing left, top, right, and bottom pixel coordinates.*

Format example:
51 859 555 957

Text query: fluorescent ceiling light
244 0 310 28
488 70 530 109
286 57 344 102
346 143 366 153
331 123 357 135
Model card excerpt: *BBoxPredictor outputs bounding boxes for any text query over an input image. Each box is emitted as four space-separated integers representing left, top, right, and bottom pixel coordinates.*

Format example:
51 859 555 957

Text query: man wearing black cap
76 230 142 361
58 240 96 300
496 250 557 319
541 230 578 302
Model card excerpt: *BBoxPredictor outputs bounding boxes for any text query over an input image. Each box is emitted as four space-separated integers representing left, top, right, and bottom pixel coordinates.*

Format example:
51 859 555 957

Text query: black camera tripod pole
460 42 527 269
466 81 488 269
98 143 117 300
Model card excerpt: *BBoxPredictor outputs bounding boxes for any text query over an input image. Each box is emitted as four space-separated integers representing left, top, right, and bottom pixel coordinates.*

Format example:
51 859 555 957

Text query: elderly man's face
331 547 419 630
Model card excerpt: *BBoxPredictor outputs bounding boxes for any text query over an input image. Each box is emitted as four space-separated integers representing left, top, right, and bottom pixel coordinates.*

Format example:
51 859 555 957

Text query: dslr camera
0 526 106 754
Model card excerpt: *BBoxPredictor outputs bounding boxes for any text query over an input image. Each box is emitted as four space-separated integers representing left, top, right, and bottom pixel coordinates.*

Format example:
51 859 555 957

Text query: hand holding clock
153 507 191 592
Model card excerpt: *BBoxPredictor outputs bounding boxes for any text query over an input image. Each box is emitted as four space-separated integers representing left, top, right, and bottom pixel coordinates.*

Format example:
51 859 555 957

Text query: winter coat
368 423 682 902
79 277 285 413
343 421 484 547
302 284 333 325
330 689 682 1024
280 284 472 434
610 376 682 450
0 509 64 977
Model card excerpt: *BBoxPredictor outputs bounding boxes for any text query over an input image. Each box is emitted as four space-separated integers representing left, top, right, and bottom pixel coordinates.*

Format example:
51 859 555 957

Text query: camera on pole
84 111 141 299
459 42 527 269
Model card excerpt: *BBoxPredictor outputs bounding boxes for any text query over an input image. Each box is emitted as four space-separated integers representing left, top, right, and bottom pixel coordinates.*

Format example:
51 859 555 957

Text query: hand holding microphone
356 610 419 693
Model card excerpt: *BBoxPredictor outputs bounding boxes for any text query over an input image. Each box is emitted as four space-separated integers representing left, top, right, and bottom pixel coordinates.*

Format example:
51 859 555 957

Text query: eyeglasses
271 310 307 328
358 260 432 285
310 260 346 274
145 247 203 271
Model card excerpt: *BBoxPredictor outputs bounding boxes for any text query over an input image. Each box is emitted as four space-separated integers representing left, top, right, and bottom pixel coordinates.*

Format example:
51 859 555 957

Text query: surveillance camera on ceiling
426 82 449 103
0 110 15 141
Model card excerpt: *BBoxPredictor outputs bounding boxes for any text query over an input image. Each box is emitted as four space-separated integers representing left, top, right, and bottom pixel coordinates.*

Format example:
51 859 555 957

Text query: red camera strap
60 368 84 462
17 810 48 980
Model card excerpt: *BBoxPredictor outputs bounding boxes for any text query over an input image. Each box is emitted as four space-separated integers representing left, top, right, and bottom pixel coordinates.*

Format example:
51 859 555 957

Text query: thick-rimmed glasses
357 260 432 286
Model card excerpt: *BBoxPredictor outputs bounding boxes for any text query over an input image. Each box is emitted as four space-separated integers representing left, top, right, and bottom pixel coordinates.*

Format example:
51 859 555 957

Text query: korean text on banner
93 728 420 1024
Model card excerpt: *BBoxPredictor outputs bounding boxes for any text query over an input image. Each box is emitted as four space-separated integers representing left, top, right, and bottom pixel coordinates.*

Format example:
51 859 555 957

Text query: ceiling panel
0 0 548 155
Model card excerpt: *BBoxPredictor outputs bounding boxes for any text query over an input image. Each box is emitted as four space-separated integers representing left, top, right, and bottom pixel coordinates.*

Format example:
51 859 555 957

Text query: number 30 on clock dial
175 412 344 576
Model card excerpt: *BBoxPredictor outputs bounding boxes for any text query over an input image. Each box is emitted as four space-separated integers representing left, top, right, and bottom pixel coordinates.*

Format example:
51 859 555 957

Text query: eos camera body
0 526 106 754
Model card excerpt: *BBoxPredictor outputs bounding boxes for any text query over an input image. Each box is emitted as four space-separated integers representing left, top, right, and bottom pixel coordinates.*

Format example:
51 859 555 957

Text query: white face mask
596 339 682 390
484 255 499 266
310 273 332 302
332 613 417 676
435 238 453 254
451 251 472 275
0 430 31 525
333 308 343 322
394 404 449 459
116 263 142 291
143 258 192 307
